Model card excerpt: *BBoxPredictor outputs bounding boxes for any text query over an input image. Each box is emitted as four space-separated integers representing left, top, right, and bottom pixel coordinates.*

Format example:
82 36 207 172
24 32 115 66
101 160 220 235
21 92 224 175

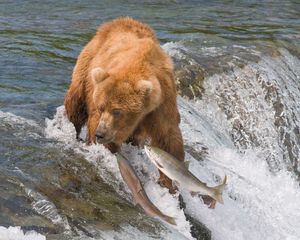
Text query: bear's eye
98 106 105 113
112 109 122 117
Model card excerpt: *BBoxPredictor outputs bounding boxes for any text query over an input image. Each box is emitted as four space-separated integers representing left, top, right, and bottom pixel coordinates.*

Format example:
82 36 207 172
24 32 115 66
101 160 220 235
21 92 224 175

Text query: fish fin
136 181 144 193
173 180 180 187
132 197 138 206
211 175 227 204
208 200 216 209
184 161 190 169
163 215 177 225
190 191 198 197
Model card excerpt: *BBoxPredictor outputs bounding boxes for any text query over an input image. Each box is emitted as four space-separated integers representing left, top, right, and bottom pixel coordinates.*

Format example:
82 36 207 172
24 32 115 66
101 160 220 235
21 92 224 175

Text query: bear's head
91 67 161 145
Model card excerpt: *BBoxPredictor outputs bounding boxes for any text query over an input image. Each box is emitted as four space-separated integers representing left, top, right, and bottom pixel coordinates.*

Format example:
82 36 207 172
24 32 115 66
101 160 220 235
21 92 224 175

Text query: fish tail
212 175 227 204
162 215 177 225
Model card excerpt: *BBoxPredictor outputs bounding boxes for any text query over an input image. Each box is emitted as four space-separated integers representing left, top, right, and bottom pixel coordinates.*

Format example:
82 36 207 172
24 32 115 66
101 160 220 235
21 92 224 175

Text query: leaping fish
116 153 176 225
144 146 227 204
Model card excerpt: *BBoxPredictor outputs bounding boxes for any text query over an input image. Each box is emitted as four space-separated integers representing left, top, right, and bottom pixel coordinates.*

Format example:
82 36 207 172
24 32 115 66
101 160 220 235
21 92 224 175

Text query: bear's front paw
76 136 85 143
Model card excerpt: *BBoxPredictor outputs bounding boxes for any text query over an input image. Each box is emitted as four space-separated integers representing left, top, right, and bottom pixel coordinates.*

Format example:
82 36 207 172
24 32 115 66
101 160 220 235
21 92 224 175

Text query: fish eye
112 109 122 117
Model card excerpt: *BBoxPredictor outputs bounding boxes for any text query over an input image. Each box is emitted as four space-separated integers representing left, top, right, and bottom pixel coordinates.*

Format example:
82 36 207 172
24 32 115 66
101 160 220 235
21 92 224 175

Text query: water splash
0 226 46 240
24 187 71 233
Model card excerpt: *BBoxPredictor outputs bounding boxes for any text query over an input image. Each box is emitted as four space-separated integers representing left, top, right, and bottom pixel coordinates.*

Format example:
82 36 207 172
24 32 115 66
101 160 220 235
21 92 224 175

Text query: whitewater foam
0 111 39 128
24 187 71 232
0 110 42 139
0 226 45 240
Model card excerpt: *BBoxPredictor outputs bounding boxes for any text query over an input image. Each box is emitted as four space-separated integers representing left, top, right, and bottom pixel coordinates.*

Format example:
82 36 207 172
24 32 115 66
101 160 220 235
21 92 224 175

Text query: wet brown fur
64 17 184 192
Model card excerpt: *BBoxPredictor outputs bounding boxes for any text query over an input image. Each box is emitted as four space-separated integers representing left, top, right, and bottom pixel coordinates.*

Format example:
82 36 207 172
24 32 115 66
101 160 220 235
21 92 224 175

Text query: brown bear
64 17 184 192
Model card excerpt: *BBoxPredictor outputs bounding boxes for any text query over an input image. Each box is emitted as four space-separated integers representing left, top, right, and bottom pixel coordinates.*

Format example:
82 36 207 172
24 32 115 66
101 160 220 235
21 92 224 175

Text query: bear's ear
135 80 153 96
91 67 109 84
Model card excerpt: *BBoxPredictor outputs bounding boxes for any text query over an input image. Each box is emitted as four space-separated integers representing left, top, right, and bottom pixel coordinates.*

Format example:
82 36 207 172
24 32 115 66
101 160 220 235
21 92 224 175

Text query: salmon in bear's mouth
95 128 118 144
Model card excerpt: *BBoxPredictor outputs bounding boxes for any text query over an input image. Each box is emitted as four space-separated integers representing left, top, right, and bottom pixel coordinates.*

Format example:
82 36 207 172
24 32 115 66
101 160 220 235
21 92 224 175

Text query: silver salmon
144 146 227 204
116 153 176 225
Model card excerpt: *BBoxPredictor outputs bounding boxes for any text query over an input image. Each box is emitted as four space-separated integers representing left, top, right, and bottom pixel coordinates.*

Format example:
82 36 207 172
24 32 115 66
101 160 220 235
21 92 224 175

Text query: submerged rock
179 195 211 240
174 61 205 99
34 153 163 238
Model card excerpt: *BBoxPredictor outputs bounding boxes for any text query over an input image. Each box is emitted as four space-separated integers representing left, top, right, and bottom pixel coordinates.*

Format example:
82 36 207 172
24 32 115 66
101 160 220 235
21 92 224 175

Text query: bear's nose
95 131 106 139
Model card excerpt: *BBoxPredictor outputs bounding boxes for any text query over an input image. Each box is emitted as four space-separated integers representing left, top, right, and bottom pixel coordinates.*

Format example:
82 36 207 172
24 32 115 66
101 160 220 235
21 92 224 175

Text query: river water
1 1 300 239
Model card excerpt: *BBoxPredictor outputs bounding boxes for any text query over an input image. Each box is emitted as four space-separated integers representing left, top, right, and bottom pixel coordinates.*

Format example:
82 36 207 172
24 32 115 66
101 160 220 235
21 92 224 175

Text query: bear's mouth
96 136 114 144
